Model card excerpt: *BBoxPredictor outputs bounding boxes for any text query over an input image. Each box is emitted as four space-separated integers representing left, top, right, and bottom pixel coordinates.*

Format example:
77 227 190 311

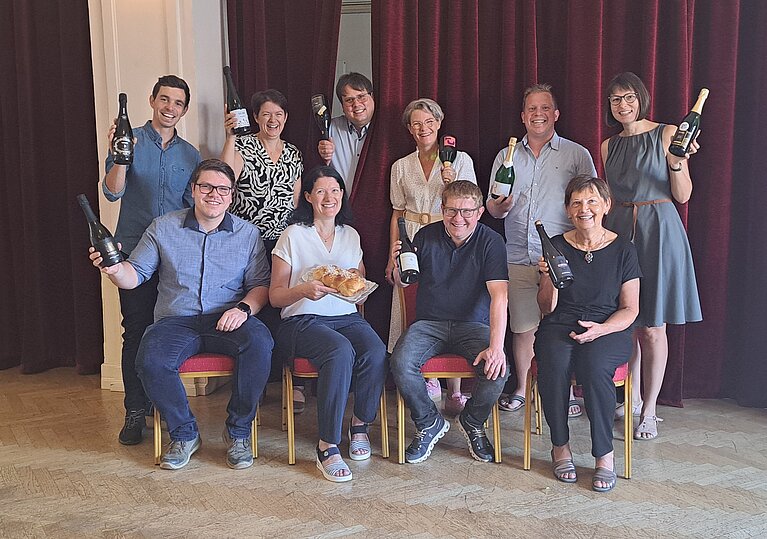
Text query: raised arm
220 111 245 179
662 124 697 204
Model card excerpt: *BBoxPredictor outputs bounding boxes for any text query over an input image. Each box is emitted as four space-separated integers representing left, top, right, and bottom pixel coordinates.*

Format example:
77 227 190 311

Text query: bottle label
678 121 690 131
399 252 419 273
491 180 512 198
232 108 250 129
113 136 132 157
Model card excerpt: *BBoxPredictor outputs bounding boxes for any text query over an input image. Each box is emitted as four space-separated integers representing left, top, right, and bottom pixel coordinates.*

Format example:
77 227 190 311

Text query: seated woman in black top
534 175 640 493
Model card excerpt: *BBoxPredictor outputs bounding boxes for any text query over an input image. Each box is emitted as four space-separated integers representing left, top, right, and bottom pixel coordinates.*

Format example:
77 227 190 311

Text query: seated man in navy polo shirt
89 159 273 471
390 180 509 463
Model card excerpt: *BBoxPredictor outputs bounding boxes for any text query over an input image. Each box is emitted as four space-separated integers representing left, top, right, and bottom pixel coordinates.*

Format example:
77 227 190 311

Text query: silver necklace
575 230 607 263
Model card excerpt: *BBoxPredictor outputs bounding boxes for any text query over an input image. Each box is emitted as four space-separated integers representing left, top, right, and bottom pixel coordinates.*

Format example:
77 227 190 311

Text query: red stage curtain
0 1 104 373
226 0 342 166
360 0 761 406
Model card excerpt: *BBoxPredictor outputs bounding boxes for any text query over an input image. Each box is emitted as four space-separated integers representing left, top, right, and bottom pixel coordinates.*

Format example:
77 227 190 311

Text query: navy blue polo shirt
412 222 508 324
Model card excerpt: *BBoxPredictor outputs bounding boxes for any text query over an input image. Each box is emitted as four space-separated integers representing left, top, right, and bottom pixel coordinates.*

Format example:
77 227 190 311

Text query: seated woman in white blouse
269 166 387 483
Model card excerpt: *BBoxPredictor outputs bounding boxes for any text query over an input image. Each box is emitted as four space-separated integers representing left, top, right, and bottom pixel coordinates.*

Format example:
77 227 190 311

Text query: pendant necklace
317 227 335 244
577 230 606 264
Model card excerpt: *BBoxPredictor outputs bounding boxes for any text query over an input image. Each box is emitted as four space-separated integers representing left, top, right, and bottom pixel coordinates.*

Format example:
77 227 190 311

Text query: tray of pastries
301 264 378 304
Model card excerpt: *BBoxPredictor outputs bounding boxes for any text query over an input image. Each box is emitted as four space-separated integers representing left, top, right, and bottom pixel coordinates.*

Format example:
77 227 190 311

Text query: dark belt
620 199 672 242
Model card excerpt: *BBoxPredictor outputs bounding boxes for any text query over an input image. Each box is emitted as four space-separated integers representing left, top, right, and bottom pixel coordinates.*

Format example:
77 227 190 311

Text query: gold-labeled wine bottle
535 220 573 289
669 88 709 157
223 66 251 136
77 194 124 267
112 93 134 165
491 137 517 198
397 217 419 284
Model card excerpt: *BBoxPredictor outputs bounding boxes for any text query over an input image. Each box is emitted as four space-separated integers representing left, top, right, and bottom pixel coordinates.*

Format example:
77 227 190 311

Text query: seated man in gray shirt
90 159 272 471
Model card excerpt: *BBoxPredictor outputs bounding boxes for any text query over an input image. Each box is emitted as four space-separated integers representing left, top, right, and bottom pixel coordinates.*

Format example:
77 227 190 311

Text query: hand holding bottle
107 120 137 162
88 245 123 275
318 138 335 164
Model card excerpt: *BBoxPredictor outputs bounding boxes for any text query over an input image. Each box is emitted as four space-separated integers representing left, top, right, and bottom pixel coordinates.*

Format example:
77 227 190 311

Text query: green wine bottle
491 137 517 199
669 88 708 157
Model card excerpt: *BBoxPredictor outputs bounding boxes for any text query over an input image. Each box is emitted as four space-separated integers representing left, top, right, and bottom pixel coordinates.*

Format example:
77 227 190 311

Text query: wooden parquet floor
1 367 765 539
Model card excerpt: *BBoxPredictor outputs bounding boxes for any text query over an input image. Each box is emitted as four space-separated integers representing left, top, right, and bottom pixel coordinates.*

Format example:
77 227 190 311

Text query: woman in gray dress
600 72 702 440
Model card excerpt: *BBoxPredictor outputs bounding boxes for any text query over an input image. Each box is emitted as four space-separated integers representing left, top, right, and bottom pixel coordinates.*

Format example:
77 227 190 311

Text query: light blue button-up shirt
128 209 270 322
103 120 201 254
488 133 596 265
328 115 369 193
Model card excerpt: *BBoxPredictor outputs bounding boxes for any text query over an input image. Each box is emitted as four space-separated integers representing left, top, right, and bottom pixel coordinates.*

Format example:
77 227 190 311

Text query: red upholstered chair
281 358 389 465
523 358 632 478
396 285 502 464
153 353 258 465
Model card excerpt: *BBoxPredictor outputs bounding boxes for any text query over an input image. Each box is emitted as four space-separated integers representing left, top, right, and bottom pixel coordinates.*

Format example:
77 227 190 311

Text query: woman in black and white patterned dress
221 89 303 254
221 89 304 393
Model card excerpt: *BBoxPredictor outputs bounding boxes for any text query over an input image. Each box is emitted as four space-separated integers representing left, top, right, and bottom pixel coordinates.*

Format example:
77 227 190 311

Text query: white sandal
316 446 353 482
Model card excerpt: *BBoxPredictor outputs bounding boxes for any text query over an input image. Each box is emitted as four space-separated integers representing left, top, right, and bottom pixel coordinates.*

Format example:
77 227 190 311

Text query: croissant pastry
311 265 366 297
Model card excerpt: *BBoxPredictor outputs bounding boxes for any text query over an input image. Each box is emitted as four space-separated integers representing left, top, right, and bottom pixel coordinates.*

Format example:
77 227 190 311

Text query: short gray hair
402 98 444 127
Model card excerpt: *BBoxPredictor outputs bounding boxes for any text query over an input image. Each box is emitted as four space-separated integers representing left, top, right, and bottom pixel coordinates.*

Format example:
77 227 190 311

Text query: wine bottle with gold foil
491 137 517 198
669 88 709 157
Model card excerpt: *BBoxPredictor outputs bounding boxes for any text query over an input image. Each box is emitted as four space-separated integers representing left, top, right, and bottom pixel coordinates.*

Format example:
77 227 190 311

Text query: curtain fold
226 0 342 168
364 0 758 406
0 0 103 373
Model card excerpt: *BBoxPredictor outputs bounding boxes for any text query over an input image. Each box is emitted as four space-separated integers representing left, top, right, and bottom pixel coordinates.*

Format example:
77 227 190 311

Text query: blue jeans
136 313 273 441
390 320 508 430
275 313 387 445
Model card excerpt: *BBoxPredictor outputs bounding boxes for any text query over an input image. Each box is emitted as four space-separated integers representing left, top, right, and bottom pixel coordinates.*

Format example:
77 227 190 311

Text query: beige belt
621 199 672 242
404 210 443 225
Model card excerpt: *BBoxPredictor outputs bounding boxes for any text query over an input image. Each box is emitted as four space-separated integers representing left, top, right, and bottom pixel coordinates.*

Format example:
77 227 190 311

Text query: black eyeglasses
608 93 638 106
443 206 481 218
195 183 233 196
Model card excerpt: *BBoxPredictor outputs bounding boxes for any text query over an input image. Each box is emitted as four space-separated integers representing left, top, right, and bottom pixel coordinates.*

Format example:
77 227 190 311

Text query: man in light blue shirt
487 84 597 416
317 73 375 196
102 75 201 446
91 159 272 470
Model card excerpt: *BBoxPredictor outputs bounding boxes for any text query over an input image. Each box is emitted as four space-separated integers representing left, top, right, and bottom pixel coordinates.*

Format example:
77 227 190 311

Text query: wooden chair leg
624 372 632 479
492 402 502 463
285 367 296 465
523 370 533 470
252 408 258 459
154 408 162 465
397 390 406 464
379 390 389 458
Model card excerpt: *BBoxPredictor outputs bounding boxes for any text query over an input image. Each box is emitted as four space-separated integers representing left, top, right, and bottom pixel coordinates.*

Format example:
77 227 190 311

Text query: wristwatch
235 302 251 316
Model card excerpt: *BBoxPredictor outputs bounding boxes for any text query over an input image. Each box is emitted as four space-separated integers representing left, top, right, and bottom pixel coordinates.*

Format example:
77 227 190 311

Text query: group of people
92 70 701 492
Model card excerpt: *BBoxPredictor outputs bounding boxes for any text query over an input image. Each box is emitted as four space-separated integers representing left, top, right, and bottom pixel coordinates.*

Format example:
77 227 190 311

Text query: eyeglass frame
341 91 371 106
608 92 638 106
442 206 482 218
409 118 438 131
194 182 234 196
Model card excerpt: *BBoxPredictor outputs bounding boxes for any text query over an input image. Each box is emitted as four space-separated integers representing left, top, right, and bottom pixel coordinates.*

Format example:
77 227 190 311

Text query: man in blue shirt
91 159 272 470
317 72 375 195
390 181 509 463
102 75 202 445
486 84 597 416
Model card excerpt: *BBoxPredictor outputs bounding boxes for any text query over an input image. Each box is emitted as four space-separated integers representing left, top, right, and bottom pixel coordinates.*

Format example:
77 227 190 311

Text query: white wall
333 4 373 113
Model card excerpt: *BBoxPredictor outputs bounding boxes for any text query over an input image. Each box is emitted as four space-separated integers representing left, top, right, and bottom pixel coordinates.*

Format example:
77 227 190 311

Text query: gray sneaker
223 429 253 469
159 435 201 470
